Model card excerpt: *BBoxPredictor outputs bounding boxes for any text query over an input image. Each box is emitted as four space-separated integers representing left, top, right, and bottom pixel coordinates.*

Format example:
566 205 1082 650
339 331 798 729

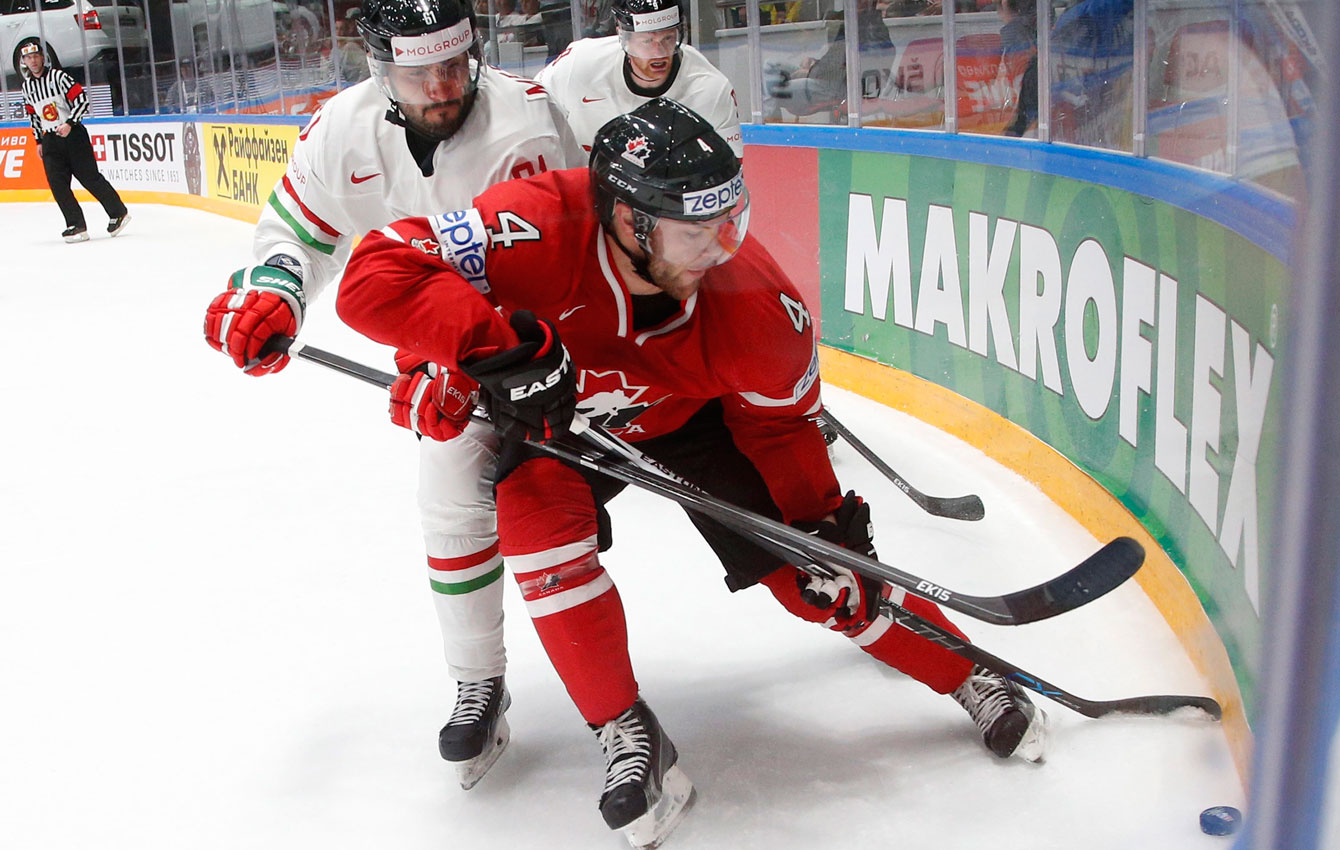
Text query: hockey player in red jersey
335 99 1046 848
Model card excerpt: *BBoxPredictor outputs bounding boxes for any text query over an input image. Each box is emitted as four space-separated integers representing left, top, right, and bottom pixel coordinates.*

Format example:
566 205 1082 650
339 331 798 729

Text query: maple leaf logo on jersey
576 370 665 433
621 136 651 168
410 237 441 256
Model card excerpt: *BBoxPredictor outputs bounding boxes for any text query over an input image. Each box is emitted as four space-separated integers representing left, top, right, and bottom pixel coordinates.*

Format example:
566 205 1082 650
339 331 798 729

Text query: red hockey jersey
337 168 840 523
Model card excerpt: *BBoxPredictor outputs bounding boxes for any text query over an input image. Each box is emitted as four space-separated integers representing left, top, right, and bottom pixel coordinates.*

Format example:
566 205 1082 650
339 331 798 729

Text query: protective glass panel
859 1 946 131
752 0 849 126
1147 1 1233 172
1049 0 1134 152
951 1 1038 136
1232 0 1316 201
486 0 550 75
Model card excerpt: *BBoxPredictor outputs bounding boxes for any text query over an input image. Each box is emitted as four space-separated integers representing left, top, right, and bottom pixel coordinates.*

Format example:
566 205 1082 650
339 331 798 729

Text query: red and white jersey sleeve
709 249 840 524
336 172 590 368
536 37 742 158
254 70 581 301
338 169 838 523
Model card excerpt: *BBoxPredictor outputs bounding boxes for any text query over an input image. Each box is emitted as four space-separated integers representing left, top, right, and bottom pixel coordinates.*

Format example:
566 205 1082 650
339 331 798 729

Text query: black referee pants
40 123 126 229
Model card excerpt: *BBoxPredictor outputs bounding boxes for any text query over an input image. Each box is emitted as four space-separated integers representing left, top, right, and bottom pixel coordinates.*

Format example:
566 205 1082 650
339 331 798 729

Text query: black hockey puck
1199 806 1242 836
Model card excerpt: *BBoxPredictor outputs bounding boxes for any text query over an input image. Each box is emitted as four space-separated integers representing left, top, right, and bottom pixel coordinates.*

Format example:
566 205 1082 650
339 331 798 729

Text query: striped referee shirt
22 67 89 142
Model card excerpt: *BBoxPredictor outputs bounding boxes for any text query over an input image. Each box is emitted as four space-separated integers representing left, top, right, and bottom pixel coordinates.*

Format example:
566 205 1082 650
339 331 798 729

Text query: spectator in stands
496 0 528 39
336 8 371 82
163 57 216 113
519 0 546 46
999 0 1038 136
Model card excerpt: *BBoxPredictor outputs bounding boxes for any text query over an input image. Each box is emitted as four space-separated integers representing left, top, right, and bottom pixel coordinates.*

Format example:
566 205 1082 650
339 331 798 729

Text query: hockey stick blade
996 536 1146 625
278 343 1145 626
880 599 1222 720
820 411 985 521
555 426 1145 625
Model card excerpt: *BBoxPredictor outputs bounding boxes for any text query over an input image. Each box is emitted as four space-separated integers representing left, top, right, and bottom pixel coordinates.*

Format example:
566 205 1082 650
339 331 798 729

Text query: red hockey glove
791 491 883 628
390 363 479 442
463 310 576 443
203 264 306 376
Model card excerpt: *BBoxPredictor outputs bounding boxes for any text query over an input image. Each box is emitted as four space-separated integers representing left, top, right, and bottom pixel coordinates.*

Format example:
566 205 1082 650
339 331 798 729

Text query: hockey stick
555 434 1220 720
878 599 1222 719
270 342 1218 717
554 423 1144 626
274 341 1143 626
819 410 986 522
272 339 398 388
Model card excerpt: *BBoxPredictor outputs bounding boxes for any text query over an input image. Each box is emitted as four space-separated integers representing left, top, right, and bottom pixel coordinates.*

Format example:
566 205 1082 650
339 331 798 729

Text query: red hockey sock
499 457 639 725
760 566 973 694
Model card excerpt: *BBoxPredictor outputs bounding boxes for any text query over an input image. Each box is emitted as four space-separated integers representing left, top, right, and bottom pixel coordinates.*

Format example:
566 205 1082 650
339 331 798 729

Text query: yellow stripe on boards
818 345 1251 791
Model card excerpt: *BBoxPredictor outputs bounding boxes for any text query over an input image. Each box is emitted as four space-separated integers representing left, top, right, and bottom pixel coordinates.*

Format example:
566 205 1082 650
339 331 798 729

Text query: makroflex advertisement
819 149 1286 712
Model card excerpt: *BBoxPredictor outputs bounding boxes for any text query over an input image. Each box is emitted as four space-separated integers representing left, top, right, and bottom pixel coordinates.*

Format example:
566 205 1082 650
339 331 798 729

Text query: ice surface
0 204 1244 849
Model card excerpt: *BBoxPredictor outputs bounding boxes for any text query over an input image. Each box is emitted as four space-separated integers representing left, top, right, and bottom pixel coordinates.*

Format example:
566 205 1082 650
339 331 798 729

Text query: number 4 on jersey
488 211 542 249
780 293 812 334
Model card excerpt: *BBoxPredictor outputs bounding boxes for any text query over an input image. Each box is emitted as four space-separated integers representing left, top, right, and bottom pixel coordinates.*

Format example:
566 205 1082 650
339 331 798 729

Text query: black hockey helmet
358 0 483 127
611 0 682 59
611 0 682 33
358 0 481 61
590 98 748 259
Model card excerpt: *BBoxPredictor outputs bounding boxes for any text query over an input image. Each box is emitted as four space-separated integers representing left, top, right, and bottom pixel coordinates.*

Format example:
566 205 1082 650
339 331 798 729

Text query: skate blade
456 716 510 791
64 233 89 243
622 764 696 850
1013 706 1048 764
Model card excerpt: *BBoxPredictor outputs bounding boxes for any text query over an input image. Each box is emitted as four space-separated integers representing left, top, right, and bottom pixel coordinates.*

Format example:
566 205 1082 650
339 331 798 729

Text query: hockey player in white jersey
536 0 742 159
202 0 580 790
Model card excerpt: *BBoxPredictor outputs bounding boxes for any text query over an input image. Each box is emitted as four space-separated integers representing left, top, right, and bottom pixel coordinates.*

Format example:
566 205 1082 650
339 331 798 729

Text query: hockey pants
494 405 974 726
418 419 506 683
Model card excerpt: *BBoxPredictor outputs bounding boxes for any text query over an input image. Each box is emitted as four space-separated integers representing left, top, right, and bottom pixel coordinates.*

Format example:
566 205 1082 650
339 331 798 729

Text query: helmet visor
618 25 681 60
370 52 481 105
651 186 750 271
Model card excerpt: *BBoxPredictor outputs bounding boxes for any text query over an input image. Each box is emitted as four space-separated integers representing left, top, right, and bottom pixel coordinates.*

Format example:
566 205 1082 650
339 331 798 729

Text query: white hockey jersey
535 36 742 158
255 69 582 301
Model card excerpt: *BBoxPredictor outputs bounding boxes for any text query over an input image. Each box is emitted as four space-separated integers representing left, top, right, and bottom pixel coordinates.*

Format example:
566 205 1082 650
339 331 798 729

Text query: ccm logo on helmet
682 174 743 216
391 19 474 66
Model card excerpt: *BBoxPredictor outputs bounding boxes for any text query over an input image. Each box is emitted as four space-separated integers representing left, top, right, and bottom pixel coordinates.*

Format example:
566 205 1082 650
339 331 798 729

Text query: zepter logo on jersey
682 172 744 217
431 209 491 294
391 18 474 66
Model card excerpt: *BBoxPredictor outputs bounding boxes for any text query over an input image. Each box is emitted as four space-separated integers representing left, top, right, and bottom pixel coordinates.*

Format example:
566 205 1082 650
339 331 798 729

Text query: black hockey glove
464 310 576 443
791 491 884 627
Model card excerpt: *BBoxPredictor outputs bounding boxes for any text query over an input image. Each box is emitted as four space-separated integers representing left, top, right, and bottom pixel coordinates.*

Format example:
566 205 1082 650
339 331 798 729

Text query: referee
20 42 129 243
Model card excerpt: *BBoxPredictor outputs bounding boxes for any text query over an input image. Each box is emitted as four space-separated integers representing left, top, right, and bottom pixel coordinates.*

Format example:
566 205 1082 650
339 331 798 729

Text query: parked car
2 0 147 79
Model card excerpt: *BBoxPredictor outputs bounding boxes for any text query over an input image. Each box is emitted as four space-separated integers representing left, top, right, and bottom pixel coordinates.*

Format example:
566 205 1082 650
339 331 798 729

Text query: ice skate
438 676 510 790
107 213 131 237
953 665 1047 763
594 698 695 850
62 225 88 243
809 413 839 458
